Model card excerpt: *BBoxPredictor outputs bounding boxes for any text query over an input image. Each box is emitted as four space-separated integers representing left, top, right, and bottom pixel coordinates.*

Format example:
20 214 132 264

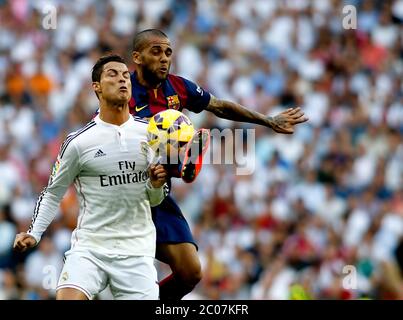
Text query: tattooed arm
205 95 308 134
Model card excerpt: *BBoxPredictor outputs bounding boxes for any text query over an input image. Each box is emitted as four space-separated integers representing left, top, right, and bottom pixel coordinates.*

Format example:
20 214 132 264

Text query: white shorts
56 250 158 300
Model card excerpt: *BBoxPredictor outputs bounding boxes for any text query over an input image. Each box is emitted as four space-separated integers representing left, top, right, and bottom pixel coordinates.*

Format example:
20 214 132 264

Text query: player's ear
132 51 141 64
92 82 101 96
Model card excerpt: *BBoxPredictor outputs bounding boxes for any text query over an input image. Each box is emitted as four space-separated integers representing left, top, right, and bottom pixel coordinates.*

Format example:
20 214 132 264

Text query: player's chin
110 97 130 106
116 90 131 102
157 70 168 80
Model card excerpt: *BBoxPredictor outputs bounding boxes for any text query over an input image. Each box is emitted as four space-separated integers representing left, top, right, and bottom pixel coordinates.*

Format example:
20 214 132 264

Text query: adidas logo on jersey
94 149 106 158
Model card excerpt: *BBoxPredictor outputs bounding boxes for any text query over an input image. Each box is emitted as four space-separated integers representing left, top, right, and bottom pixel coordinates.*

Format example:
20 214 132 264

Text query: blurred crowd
0 0 402 300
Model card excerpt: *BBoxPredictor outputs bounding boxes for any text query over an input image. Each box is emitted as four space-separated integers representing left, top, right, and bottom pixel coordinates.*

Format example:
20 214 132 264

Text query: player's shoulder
132 115 149 125
130 115 149 135
60 120 97 157
65 119 97 140
167 73 189 85
167 74 205 94
167 74 198 95
167 73 184 81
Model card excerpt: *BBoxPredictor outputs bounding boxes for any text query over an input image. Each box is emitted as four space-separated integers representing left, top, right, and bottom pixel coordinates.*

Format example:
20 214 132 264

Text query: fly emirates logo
100 161 148 187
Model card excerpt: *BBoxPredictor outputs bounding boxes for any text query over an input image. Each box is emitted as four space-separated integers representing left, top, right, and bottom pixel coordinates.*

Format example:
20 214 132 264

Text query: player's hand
13 232 37 252
149 164 168 188
269 107 308 134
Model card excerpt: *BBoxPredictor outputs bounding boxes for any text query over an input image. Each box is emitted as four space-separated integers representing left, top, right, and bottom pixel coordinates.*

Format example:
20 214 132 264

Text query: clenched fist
149 164 167 188
13 232 37 252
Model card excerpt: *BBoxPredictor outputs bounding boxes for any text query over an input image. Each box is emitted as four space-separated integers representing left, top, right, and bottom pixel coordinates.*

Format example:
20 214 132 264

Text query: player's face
135 37 172 83
99 61 131 103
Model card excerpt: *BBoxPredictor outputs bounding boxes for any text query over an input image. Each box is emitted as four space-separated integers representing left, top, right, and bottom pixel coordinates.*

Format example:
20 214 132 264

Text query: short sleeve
180 77 211 113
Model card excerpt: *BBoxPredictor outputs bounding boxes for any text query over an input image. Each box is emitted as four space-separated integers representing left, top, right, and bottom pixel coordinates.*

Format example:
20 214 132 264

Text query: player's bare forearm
206 96 268 125
206 95 308 134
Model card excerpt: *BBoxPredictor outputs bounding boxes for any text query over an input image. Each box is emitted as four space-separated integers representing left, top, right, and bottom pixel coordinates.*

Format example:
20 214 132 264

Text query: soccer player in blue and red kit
130 29 308 300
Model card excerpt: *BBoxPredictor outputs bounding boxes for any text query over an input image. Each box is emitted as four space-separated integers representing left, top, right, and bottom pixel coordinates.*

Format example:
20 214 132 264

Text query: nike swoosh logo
135 104 148 112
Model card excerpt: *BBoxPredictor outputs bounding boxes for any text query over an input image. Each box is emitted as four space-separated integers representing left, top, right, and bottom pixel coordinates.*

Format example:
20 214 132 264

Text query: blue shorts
151 195 198 250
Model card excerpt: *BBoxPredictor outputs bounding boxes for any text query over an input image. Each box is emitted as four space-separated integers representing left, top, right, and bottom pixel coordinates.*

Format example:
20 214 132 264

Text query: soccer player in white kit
13 54 167 300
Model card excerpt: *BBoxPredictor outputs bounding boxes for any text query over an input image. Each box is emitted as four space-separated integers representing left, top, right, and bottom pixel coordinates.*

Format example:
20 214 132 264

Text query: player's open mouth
160 67 168 72
119 86 128 91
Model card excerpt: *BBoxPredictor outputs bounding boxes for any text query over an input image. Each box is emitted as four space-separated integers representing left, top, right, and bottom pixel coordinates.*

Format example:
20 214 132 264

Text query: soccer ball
147 109 195 159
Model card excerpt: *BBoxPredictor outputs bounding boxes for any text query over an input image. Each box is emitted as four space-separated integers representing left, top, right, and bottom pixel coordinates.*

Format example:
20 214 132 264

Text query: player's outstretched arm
13 232 37 252
206 95 308 134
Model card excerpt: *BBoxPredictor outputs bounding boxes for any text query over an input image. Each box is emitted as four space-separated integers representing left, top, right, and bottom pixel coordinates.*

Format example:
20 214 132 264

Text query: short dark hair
132 29 168 52
91 54 126 82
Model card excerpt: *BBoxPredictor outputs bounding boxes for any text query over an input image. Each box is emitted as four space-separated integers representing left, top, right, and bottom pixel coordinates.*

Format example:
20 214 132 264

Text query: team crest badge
166 95 180 110
61 272 68 282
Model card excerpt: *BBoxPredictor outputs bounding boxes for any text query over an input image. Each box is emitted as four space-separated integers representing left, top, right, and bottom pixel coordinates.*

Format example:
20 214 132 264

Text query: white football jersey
28 114 165 257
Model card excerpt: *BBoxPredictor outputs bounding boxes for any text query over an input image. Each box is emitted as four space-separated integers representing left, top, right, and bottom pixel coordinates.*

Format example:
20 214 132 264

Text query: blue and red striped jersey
129 72 211 118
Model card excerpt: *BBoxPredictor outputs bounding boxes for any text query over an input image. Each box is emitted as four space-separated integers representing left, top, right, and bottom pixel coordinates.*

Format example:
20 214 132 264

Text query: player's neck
136 69 162 89
98 102 130 126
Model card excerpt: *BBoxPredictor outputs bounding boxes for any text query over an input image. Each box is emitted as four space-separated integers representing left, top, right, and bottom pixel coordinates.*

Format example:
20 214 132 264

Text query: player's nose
117 73 125 82
160 53 169 63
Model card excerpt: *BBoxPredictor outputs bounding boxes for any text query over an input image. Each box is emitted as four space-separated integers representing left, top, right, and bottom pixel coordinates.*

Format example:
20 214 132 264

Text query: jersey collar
94 113 134 128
